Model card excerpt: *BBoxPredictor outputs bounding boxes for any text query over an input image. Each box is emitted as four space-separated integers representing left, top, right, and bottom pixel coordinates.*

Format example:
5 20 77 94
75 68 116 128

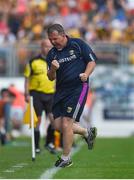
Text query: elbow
93 61 96 69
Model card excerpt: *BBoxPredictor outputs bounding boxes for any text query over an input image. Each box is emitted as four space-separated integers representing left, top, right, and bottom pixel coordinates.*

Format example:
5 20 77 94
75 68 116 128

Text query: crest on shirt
67 107 73 113
69 50 74 55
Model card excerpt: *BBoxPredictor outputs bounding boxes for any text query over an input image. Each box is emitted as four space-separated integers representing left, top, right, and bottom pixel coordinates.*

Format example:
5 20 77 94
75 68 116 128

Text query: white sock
61 155 70 161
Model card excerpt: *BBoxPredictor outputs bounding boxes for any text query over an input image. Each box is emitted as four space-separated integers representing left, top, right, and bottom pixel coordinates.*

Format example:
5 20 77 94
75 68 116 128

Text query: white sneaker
35 148 41 153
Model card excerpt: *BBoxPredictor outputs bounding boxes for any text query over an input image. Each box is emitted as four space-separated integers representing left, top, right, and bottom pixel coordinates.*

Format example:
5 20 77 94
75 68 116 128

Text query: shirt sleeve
23 63 31 77
79 39 97 64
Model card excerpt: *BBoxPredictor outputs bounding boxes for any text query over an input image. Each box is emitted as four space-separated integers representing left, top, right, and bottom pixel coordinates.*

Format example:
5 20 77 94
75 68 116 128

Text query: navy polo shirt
47 37 97 90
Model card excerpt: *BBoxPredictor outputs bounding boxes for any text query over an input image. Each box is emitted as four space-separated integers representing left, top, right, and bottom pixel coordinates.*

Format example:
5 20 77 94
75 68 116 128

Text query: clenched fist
51 60 60 70
79 73 88 82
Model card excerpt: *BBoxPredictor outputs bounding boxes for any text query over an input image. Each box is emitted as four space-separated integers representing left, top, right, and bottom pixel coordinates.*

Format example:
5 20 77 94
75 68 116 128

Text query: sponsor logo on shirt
58 54 77 64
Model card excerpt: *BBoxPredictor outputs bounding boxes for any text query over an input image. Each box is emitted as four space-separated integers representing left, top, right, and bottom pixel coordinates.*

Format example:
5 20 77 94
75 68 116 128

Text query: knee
62 117 73 131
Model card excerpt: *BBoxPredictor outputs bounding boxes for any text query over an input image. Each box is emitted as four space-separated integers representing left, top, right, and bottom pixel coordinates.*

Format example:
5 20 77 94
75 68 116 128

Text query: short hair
47 24 65 35
0 88 8 96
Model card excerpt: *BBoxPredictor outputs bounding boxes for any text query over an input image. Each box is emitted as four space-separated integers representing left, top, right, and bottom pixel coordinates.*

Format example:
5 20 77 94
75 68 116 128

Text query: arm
79 61 96 82
47 60 59 81
24 77 30 102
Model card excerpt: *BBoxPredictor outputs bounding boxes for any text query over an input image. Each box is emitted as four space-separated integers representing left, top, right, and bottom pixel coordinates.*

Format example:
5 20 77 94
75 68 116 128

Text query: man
24 39 56 154
46 24 97 167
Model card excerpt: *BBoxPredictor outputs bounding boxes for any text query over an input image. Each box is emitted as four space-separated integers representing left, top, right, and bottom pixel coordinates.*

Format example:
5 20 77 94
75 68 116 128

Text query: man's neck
58 36 68 51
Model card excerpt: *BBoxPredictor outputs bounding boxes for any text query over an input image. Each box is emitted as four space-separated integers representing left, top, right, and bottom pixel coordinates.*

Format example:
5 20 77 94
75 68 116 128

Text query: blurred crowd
0 0 134 45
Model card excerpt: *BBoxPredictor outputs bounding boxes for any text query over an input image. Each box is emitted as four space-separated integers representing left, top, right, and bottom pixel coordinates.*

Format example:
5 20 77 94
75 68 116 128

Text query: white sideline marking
12 165 23 168
4 170 15 173
3 163 28 174
40 142 84 179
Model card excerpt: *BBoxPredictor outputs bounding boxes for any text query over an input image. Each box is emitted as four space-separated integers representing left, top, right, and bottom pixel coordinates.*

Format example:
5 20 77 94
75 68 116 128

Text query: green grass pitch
0 137 134 179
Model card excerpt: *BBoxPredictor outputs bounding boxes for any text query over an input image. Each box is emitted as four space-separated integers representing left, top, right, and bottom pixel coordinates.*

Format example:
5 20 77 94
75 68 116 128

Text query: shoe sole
61 162 73 168
88 127 97 150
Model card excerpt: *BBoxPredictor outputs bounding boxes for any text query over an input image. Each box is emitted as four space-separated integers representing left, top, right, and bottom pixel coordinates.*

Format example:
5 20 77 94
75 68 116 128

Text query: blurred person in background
24 39 56 154
0 88 15 145
0 26 16 45
0 88 9 145
8 84 25 137
47 24 97 167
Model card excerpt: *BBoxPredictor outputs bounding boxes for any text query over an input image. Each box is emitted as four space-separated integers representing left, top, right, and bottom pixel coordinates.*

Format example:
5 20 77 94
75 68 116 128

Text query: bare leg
54 117 62 131
54 118 87 156
73 121 87 137
73 121 97 150
62 117 74 156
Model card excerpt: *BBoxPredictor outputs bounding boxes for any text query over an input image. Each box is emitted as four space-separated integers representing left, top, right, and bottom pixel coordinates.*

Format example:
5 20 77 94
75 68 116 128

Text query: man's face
48 31 66 50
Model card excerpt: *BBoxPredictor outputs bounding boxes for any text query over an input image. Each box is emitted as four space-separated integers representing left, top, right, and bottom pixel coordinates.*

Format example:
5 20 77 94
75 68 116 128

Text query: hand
51 60 60 71
79 73 88 82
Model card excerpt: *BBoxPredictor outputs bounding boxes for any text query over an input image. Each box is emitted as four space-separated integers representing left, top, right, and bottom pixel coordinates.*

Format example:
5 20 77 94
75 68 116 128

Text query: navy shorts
52 83 89 122
30 90 54 116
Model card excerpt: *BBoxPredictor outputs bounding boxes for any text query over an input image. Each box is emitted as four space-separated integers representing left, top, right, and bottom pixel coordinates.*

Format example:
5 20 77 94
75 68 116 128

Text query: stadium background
0 0 134 137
